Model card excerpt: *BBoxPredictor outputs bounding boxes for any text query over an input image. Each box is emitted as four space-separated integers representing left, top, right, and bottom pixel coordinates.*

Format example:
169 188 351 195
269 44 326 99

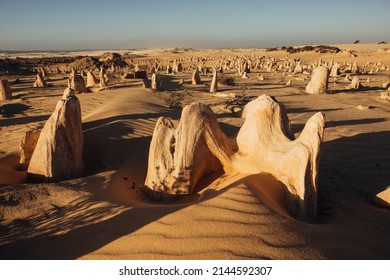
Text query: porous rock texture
27 88 84 182
68 74 88 94
209 70 218 93
19 129 41 170
0 79 12 100
305 66 329 94
145 94 325 220
86 71 100 88
33 73 47 87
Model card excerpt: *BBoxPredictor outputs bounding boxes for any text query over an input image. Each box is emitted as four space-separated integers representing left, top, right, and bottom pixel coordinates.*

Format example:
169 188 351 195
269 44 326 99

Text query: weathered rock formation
305 66 329 94
382 81 390 89
329 63 340 77
347 76 361 89
166 65 172 74
33 73 47 87
151 73 159 90
380 91 390 100
293 61 303 74
144 103 232 199
0 79 12 100
99 52 125 67
99 67 107 88
209 70 218 93
27 88 84 182
86 71 100 88
68 74 88 94
373 188 390 208
40 67 47 78
191 69 202 85
19 129 41 170
144 95 325 221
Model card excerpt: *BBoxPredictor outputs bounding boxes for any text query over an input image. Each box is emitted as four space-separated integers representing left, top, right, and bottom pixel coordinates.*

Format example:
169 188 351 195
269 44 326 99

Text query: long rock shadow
2 101 389 259
82 108 182 175
332 86 383 94
0 103 31 117
0 201 186 259
0 172 300 259
318 130 390 214
158 74 183 91
0 114 50 127
82 111 181 131
286 107 344 114
292 118 387 134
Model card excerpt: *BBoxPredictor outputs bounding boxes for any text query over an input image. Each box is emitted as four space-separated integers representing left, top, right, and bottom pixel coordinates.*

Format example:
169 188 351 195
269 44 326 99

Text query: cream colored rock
40 67 47 78
166 65 172 74
0 79 12 100
86 71 100 88
145 95 325 220
151 73 159 90
99 67 107 88
68 74 88 94
382 81 390 89
356 104 370 110
373 188 390 208
347 76 360 89
144 103 234 198
27 88 84 182
191 69 202 85
330 63 340 77
293 61 303 74
19 129 41 170
267 59 274 72
380 91 390 100
233 95 324 220
305 66 329 94
33 73 47 87
209 70 218 93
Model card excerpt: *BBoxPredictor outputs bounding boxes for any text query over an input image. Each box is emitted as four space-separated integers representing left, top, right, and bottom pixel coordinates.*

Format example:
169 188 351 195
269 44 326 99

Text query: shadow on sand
1 108 390 259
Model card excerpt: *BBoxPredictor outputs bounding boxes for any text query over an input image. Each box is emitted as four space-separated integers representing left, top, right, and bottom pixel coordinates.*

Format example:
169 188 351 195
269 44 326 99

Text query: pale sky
0 0 389 50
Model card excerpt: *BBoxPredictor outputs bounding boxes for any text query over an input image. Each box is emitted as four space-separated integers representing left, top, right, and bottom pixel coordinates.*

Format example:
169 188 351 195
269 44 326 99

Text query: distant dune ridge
0 43 390 259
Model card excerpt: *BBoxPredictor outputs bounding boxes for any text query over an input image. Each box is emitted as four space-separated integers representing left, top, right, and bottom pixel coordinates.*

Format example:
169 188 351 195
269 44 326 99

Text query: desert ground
0 44 390 259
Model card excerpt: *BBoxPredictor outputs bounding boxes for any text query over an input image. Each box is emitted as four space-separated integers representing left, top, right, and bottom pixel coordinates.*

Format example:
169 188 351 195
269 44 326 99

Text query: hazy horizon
0 0 389 51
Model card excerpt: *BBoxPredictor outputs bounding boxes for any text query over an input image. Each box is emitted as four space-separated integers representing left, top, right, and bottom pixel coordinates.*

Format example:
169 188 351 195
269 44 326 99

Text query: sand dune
1 45 390 259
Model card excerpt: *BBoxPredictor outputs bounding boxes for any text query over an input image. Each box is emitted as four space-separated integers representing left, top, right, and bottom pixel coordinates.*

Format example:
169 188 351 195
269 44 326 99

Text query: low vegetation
286 45 341 54
158 90 192 108
218 74 235 85
265 45 341 54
